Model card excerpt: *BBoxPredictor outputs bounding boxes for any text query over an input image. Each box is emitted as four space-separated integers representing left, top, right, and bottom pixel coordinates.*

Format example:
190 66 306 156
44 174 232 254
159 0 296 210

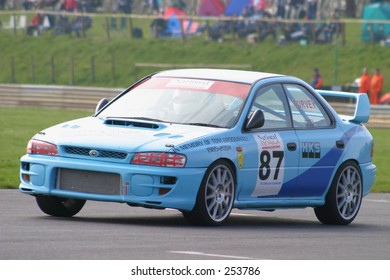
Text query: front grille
57 168 121 195
64 146 127 160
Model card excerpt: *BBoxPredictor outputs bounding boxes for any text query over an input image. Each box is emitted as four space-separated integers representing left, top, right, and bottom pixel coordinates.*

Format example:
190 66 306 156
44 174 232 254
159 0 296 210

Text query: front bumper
19 154 206 211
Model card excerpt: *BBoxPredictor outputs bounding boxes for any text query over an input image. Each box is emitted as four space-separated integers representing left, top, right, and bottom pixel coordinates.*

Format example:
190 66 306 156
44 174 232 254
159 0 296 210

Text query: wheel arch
213 157 238 184
324 158 362 198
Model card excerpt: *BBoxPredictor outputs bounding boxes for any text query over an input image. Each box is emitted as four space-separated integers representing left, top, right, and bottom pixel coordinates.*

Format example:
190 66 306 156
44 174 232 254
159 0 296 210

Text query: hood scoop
105 119 159 129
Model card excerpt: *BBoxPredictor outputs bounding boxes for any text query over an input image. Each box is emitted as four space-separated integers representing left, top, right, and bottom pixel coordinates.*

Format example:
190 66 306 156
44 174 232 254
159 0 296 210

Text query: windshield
98 77 251 128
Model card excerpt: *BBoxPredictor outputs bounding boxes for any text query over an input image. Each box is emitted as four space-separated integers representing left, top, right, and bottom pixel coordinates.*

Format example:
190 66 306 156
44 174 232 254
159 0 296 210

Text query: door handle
336 140 344 149
287 142 297 151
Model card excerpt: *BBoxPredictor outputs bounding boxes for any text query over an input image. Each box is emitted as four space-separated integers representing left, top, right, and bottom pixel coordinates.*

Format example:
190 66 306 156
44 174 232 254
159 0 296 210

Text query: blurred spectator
241 5 255 17
152 0 160 13
276 0 287 19
172 0 185 11
79 0 93 12
370 68 384 105
71 16 92 37
22 0 34 10
53 15 71 36
287 0 304 19
310 68 323 89
111 0 132 30
252 0 268 13
27 13 44 36
141 0 151 13
324 12 341 43
358 67 371 95
307 0 318 20
141 0 159 14
150 10 166 38
64 0 78 12
258 13 279 42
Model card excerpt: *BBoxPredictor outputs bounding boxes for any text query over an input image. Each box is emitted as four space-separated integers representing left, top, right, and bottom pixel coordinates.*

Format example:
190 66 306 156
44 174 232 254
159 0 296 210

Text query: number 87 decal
259 150 284 181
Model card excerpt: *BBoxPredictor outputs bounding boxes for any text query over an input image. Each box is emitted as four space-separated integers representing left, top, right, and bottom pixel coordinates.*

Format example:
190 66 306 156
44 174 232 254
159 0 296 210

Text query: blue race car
20 69 376 226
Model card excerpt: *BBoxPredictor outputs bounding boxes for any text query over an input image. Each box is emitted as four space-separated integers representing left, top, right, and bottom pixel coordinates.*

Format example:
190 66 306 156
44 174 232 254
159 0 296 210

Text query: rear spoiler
317 90 370 123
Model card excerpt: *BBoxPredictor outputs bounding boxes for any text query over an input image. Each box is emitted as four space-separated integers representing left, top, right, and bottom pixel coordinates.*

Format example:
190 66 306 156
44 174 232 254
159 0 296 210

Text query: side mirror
245 109 265 131
95 98 109 114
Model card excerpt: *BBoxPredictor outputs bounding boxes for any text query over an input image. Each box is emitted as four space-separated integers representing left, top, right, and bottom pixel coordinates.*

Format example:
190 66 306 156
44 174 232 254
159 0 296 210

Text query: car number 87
259 150 284 181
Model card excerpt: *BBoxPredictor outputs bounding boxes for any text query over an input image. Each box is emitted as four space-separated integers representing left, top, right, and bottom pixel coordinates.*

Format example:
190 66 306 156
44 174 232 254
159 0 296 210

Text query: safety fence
1 83 389 128
0 83 121 111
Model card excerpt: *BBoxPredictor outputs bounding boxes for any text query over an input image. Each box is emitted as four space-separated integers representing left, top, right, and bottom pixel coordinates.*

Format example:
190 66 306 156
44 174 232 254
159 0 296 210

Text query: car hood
33 116 224 152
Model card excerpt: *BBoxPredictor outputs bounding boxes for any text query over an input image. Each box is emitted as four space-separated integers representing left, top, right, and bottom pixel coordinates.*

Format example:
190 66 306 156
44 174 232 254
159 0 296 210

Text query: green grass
0 107 388 192
0 107 91 188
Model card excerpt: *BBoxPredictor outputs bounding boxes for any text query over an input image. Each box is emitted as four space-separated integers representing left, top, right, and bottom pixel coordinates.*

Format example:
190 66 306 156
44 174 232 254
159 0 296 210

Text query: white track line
366 199 390 203
169 251 254 260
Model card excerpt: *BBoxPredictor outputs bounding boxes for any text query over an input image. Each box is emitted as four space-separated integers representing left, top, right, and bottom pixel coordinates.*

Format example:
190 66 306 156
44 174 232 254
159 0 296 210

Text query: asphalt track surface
1 190 389 260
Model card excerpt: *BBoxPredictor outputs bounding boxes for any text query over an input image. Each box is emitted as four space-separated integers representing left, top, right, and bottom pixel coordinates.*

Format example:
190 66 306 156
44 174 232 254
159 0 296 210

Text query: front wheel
36 195 86 217
183 160 236 226
314 161 363 225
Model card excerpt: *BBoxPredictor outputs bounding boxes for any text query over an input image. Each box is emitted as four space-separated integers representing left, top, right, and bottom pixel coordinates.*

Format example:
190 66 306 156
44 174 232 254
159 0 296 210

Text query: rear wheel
314 161 363 225
183 160 235 226
35 195 86 217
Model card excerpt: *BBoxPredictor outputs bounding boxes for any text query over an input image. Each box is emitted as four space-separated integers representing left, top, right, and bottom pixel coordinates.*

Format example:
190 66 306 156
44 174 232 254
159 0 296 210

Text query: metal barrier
0 84 122 111
330 102 390 128
0 84 389 128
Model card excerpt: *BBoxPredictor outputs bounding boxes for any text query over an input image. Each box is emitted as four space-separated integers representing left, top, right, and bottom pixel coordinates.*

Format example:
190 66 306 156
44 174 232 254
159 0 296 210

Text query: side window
284 84 331 128
249 84 291 129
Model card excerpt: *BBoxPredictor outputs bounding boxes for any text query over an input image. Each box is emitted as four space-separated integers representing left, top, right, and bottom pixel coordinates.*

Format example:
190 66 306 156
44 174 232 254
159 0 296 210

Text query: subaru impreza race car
20 69 376 226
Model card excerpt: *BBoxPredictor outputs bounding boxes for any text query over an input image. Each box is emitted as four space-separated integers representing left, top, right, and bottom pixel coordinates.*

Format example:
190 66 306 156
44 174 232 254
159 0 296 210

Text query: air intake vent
105 119 159 129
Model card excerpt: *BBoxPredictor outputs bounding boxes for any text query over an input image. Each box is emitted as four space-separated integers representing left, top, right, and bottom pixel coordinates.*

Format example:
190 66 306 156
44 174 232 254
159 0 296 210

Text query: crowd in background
0 0 387 43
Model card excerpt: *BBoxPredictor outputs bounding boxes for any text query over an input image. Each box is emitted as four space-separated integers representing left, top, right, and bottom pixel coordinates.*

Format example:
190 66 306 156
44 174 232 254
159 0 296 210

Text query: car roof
153 68 284 85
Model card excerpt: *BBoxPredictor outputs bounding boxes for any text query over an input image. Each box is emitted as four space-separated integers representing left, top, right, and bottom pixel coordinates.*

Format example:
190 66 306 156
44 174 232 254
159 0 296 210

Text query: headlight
27 140 58 156
131 152 186 167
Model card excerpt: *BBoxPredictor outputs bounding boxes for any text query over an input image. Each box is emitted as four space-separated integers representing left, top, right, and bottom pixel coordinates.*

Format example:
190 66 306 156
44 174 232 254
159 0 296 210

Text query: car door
237 84 300 200
283 83 342 197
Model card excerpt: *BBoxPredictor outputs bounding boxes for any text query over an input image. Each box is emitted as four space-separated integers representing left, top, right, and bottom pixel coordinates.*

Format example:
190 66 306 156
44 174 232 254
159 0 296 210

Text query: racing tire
314 161 363 225
35 195 86 217
183 160 236 226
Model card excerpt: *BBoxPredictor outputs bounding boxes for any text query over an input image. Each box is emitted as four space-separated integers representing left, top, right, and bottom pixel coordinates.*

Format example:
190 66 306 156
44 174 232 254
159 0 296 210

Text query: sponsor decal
302 142 321 158
177 141 204 151
175 136 250 152
255 133 282 149
291 99 317 110
207 145 232 153
252 133 285 197
237 153 244 169
166 79 214 90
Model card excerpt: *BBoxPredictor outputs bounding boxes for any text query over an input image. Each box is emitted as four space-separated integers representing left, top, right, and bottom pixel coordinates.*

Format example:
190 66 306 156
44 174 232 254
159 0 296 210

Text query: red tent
163 7 200 37
198 0 226 16
164 7 187 19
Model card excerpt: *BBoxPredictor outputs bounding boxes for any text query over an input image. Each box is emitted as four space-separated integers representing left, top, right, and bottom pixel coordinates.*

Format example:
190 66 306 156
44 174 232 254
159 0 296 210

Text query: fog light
159 188 171 196
22 173 30 182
